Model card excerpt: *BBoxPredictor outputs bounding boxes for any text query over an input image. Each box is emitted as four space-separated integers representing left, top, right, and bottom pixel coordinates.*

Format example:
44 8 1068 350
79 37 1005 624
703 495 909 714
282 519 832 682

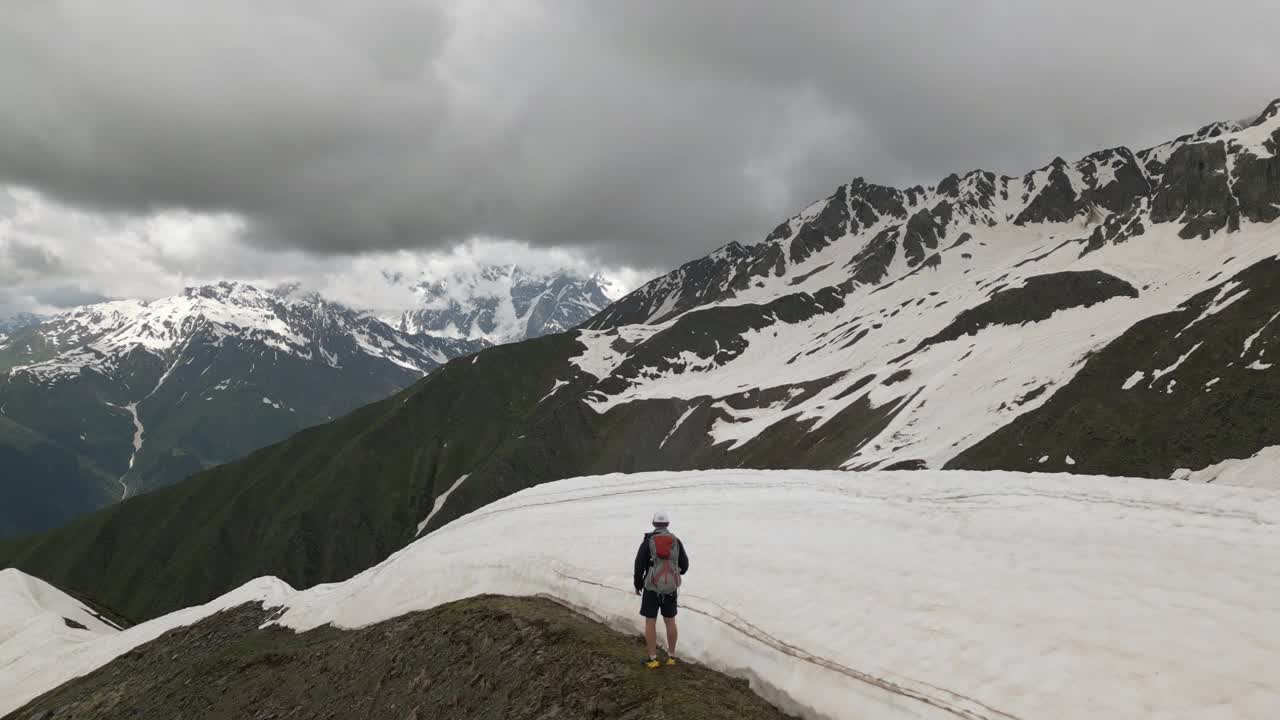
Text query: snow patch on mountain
417 473 470 535
6 470 1278 719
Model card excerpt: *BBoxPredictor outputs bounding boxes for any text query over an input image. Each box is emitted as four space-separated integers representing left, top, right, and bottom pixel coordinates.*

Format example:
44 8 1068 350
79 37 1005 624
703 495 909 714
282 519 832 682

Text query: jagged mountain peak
1246 97 1280 128
390 264 614 342
591 97 1280 329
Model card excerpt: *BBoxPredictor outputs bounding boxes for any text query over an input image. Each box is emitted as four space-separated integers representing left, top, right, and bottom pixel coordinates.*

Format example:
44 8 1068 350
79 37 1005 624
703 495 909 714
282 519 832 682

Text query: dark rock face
916 271 1139 350
902 206 949 267
1079 205 1149 256
936 173 961 197
849 177 910 223
10 597 794 720
1157 141 1239 232
1249 99 1280 127
1079 147 1152 213
789 185 850 264
1150 141 1237 239
845 226 899 286
1230 128 1280 225
1015 159 1083 225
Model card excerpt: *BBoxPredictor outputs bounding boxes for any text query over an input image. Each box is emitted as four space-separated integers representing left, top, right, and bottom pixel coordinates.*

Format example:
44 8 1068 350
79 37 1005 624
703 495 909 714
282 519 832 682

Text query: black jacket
633 530 689 592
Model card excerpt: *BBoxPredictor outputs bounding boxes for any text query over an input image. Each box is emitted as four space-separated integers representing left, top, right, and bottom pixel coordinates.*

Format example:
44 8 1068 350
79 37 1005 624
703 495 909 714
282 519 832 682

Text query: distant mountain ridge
0 281 484 536
384 265 614 343
0 313 48 335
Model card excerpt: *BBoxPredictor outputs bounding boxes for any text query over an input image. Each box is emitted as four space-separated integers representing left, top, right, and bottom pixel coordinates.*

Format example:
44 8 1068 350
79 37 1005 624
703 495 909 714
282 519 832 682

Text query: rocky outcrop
1231 126 1280 225
1150 141 1237 238
1015 158 1083 225
788 185 850 264
1078 147 1152 213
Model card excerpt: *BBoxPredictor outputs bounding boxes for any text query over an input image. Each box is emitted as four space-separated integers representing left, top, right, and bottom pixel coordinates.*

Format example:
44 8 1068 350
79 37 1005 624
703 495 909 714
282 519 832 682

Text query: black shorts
639 589 678 619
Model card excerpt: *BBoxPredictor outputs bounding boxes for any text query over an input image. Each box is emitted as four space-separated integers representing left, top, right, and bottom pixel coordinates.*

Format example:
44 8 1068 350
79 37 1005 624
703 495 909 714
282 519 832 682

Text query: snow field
4 470 1279 719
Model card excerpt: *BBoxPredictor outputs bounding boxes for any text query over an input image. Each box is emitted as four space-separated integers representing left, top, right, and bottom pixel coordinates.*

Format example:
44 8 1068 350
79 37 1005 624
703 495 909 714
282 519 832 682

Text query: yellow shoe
665 657 678 666
644 657 662 669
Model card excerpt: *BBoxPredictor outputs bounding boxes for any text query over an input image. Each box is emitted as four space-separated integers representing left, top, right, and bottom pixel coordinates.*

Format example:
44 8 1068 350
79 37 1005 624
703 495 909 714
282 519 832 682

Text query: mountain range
381 265 615 342
0 313 47 334
2 98 1279 624
0 282 483 537
0 270 612 536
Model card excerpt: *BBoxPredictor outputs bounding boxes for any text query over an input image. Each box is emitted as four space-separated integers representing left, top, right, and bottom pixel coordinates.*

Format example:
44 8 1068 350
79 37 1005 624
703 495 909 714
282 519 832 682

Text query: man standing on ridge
634 510 689 669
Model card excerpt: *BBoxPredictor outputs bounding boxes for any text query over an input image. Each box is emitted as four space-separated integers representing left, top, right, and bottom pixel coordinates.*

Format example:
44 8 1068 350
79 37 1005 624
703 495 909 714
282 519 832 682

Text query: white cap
652 510 670 525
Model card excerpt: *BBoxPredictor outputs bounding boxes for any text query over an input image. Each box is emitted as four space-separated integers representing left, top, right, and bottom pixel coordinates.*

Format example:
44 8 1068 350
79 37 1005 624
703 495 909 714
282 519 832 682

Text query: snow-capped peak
387 265 614 342
5 282 473 384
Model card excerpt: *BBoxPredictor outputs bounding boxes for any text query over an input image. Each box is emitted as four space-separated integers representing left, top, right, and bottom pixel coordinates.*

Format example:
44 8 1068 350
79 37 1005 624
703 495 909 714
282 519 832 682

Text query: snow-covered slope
0 282 485 535
385 265 615 342
0 568 122 706
6 470 1278 719
574 98 1280 477
0 568 120 638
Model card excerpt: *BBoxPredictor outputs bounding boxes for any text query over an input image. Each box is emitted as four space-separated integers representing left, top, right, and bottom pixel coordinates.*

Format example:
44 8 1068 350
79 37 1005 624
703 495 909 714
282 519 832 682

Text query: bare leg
645 618 658 658
663 617 678 657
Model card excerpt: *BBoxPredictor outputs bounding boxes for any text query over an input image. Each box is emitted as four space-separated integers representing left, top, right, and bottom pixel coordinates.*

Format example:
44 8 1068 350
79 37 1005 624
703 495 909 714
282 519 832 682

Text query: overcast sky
2 1 1278 315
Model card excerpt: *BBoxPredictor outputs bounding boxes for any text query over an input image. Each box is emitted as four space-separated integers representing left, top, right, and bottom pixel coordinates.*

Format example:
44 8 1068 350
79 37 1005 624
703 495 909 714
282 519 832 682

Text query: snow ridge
6 470 1279 719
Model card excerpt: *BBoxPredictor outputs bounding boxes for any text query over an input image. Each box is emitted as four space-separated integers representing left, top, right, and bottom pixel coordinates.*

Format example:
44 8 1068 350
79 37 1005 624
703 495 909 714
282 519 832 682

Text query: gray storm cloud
1 0 1277 270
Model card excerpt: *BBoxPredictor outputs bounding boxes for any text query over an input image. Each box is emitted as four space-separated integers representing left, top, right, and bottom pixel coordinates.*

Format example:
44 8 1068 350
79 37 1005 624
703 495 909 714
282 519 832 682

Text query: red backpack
645 530 682 594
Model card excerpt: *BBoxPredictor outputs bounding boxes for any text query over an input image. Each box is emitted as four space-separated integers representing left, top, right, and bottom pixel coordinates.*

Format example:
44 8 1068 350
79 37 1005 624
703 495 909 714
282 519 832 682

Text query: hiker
634 510 689 668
